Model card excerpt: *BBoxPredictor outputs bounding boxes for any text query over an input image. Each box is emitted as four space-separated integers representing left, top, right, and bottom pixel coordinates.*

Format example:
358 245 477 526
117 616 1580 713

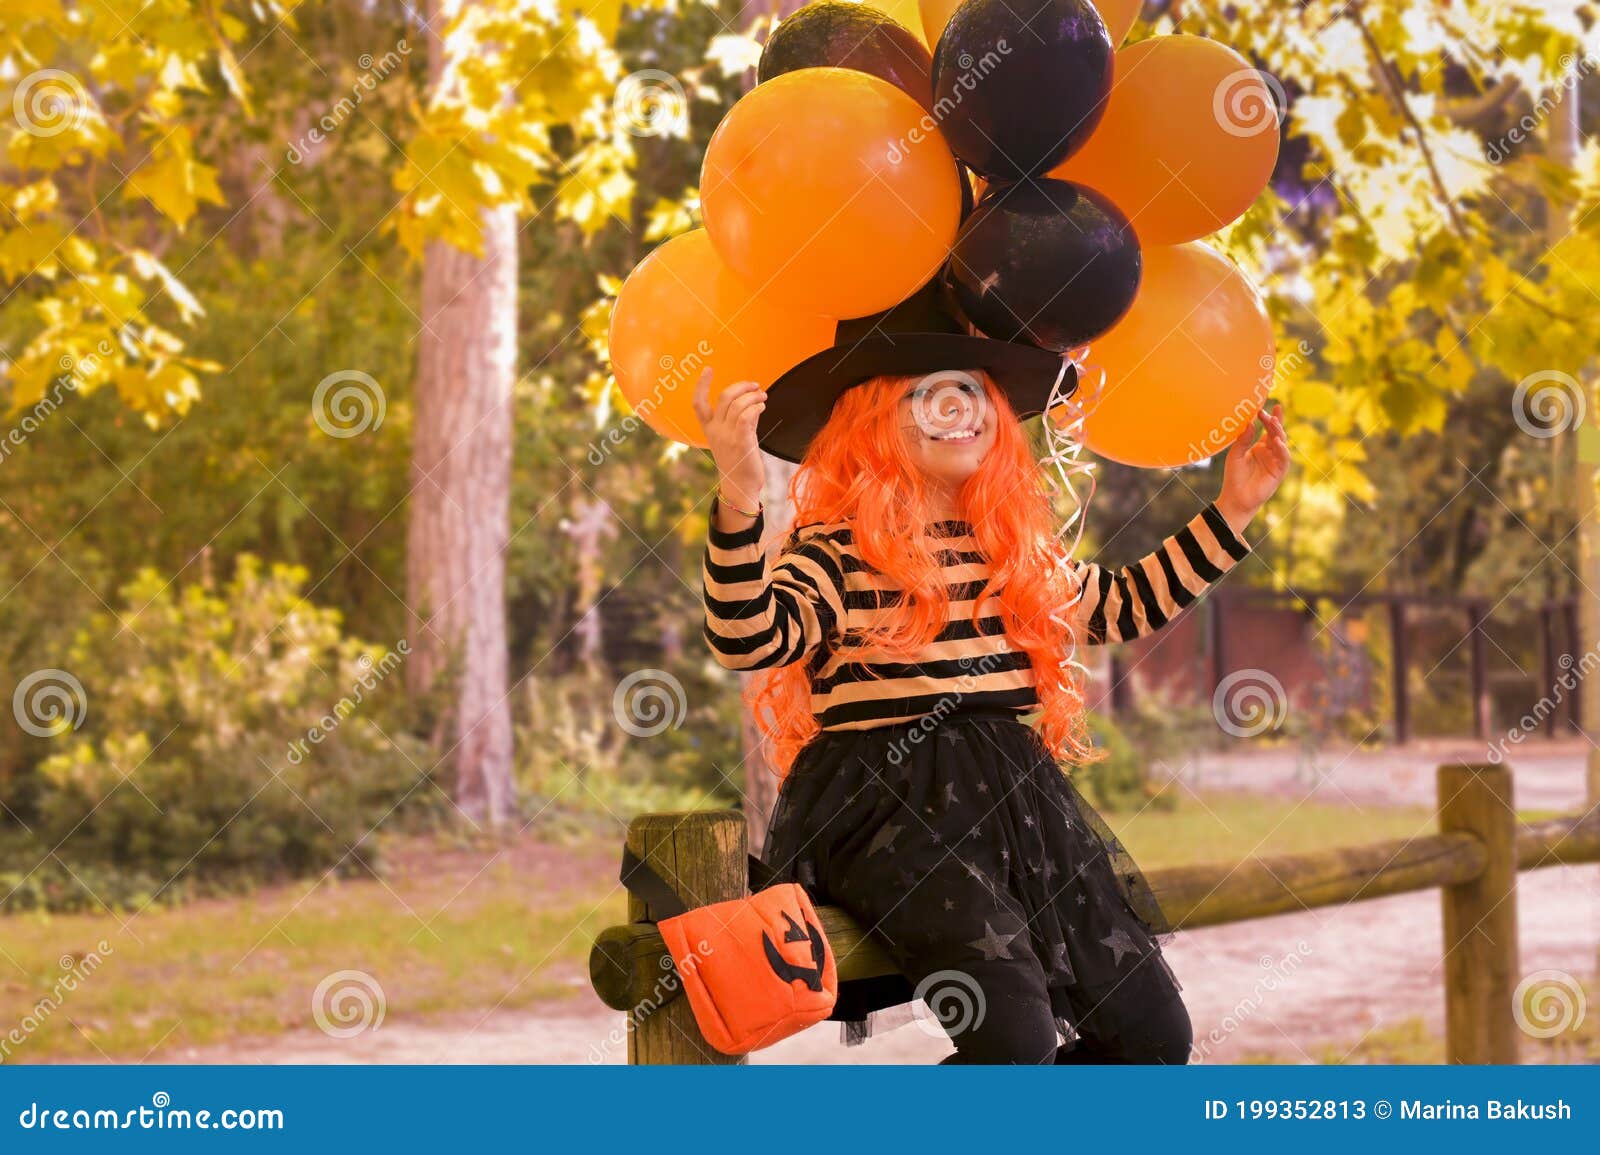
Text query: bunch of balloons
609 0 1282 467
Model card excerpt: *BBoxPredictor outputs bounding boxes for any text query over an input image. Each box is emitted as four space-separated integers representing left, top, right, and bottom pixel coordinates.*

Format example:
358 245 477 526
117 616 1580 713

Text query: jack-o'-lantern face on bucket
762 910 828 992
657 882 839 1055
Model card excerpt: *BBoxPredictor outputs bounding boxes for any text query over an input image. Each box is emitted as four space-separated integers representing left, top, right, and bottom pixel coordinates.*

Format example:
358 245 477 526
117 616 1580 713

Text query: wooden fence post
1437 763 1521 1064
624 810 747 1065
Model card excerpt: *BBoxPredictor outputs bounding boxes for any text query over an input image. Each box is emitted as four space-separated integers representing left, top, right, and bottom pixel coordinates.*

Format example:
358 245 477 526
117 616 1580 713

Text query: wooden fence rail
589 763 1600 1065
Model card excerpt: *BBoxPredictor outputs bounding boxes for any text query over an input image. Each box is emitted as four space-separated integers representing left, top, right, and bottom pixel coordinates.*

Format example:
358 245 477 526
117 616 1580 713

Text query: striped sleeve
701 496 847 671
1065 502 1251 645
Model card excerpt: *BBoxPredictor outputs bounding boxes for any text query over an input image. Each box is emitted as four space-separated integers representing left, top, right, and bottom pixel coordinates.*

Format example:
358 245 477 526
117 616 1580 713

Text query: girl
692 358 1288 1065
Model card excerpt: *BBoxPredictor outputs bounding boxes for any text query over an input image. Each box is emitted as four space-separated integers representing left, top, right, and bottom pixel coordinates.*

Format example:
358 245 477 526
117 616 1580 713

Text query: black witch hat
754 276 1076 464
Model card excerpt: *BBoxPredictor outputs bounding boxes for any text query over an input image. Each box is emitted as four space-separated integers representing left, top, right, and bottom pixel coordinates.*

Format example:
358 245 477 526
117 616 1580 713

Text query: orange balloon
701 68 962 318
1050 35 1281 245
1078 242 1273 468
609 230 836 448
919 0 1138 49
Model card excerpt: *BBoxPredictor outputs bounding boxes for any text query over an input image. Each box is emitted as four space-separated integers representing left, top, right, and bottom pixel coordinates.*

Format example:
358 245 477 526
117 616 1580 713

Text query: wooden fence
589 763 1600 1065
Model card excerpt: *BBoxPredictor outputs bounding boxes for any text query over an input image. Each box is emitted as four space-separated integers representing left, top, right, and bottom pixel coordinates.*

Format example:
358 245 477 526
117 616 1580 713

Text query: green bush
1082 711 1186 813
517 664 742 836
1 557 433 912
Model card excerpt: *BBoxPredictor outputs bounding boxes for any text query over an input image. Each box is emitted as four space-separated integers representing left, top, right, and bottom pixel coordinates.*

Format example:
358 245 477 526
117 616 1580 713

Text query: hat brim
755 333 1074 464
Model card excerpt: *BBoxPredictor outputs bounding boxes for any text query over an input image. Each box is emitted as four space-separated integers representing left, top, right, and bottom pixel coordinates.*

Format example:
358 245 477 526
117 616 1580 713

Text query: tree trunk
407 0 517 827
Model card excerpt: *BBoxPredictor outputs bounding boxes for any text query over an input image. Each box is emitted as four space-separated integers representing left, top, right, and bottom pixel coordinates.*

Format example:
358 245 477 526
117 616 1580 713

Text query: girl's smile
899 371 998 489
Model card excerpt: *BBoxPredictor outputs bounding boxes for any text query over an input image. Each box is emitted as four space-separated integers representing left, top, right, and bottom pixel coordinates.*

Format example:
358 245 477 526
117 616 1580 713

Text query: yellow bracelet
718 489 761 519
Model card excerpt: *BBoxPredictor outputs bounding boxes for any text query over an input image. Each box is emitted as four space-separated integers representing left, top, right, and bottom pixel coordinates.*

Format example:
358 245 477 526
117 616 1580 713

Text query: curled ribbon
1038 345 1104 690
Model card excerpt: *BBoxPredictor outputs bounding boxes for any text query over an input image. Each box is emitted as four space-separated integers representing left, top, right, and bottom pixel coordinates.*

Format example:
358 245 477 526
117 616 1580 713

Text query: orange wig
747 373 1099 775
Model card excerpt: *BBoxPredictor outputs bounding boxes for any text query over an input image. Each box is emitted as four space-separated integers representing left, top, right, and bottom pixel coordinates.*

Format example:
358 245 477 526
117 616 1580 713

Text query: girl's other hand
1216 403 1290 536
692 368 766 518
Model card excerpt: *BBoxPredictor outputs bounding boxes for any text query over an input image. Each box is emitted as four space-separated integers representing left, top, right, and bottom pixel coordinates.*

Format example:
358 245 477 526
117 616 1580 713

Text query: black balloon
758 3 934 113
932 0 1113 179
947 179 1141 351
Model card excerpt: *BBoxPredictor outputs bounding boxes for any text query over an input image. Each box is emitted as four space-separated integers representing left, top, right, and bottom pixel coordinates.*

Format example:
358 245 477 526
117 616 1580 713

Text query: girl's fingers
721 393 767 426
692 367 714 422
713 380 764 420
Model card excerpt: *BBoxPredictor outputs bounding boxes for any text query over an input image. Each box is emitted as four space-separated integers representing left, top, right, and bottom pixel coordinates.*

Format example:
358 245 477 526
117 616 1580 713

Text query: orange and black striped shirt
702 496 1251 731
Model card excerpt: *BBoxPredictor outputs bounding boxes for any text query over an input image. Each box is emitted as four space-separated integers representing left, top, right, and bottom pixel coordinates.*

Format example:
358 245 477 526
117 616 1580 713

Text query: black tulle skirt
760 706 1180 1046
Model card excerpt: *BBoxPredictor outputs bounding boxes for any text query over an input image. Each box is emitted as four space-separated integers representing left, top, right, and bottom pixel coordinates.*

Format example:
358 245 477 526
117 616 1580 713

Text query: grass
0 789 1574 1064
1108 788 1448 871
0 832 626 1063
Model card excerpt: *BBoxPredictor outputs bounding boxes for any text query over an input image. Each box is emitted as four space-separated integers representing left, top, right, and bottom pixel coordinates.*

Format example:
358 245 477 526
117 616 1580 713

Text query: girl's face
897 371 997 490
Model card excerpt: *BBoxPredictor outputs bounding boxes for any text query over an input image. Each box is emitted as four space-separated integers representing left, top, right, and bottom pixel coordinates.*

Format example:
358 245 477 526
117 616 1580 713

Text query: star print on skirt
760 707 1181 1047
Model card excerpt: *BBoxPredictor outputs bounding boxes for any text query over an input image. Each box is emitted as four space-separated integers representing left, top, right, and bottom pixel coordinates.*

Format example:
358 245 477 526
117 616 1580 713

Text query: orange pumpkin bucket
622 847 838 1055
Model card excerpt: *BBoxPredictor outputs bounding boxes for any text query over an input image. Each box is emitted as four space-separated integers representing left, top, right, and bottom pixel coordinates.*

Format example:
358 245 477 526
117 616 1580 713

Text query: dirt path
170 860 1598 1065
132 742 1600 1064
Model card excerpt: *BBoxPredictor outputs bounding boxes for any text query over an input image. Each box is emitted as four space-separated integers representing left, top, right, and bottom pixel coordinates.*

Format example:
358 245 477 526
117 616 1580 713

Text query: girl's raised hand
692 368 766 514
1217 403 1290 534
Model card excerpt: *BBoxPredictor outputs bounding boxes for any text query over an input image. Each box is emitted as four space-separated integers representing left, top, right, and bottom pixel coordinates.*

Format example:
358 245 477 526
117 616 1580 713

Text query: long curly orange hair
746 372 1099 775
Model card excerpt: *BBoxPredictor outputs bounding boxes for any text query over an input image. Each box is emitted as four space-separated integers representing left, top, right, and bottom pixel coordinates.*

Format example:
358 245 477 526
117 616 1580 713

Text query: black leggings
929 948 1192 1065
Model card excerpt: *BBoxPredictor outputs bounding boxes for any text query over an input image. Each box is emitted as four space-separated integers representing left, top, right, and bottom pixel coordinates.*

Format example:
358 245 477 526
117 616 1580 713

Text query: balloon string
1039 346 1104 688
